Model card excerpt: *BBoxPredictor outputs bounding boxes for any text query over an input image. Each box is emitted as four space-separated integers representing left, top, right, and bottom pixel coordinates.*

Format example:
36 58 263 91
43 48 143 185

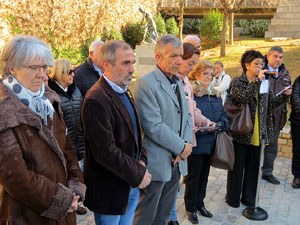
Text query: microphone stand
242 139 268 220
243 80 269 221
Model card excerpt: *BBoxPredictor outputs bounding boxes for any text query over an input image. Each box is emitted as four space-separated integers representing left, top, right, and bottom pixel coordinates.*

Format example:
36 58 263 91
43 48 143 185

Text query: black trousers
184 154 211 212
291 123 300 178
226 141 260 208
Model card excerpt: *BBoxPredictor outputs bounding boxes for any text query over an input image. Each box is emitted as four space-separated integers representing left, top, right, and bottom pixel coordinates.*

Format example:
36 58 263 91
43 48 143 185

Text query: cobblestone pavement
77 157 300 225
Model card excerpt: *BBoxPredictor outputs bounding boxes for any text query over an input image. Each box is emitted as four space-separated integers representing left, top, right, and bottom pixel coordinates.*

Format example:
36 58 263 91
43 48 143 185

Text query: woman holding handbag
226 50 291 208
184 60 229 224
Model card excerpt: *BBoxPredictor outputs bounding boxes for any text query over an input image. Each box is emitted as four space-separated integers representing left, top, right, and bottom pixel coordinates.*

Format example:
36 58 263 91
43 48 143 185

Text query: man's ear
154 53 161 63
102 60 111 72
89 51 94 60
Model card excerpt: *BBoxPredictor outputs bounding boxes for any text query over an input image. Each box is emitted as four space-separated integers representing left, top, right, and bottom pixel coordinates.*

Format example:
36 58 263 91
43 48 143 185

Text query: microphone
264 71 277 79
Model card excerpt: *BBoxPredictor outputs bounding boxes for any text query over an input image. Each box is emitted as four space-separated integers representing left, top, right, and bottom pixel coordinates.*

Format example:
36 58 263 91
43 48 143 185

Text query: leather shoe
76 205 87 215
198 206 213 218
168 221 179 225
262 174 280 185
292 178 300 189
187 211 198 224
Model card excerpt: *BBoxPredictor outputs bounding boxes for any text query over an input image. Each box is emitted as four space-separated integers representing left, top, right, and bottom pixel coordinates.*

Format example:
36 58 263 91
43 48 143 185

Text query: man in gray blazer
133 34 193 225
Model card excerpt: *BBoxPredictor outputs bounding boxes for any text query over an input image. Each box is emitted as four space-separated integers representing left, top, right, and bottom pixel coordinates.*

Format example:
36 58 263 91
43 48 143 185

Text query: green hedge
166 17 179 36
122 22 144 49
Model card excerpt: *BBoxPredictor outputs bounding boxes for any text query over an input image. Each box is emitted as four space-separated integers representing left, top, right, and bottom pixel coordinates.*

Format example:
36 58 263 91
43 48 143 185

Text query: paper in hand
260 79 269 94
276 86 291 96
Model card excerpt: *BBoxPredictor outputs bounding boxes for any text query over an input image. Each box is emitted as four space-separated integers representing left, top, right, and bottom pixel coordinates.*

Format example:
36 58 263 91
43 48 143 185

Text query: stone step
268 24 300 32
276 5 300 13
271 18 300 25
273 13 300 19
265 30 300 38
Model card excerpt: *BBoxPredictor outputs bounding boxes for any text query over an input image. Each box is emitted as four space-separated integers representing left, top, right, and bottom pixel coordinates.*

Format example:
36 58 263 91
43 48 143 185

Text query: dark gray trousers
133 166 180 225
262 130 281 176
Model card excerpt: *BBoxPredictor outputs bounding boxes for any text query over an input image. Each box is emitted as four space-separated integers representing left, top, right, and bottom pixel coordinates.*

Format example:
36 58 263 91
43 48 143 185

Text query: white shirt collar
92 61 103 77
55 81 68 92
103 75 128 94
267 64 279 78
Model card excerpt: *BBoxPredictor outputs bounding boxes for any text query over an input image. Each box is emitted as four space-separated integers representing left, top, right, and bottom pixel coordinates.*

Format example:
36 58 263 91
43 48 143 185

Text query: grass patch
202 36 300 81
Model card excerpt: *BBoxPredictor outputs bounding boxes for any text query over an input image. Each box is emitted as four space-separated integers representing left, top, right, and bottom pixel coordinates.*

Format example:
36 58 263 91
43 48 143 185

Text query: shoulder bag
224 94 253 135
211 132 234 171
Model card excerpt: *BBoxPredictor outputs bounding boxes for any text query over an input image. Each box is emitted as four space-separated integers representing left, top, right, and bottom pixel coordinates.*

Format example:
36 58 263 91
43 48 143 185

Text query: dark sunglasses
68 69 74 75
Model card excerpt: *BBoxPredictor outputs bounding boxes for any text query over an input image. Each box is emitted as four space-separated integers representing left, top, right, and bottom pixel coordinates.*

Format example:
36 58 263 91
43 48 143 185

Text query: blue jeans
94 187 140 225
170 191 178 221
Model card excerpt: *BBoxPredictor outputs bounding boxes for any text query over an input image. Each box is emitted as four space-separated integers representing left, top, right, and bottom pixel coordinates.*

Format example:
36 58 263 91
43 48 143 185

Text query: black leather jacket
290 76 300 124
263 56 291 131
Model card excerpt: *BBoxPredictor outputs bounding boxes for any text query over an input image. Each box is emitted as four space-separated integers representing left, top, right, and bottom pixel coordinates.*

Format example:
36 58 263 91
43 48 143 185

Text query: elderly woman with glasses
225 50 291 209
184 60 229 224
0 35 85 225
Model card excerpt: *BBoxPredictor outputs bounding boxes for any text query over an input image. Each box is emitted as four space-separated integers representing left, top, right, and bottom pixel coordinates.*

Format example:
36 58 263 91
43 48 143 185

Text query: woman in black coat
184 60 229 224
290 75 300 189
48 59 87 215
226 50 291 208
49 59 85 162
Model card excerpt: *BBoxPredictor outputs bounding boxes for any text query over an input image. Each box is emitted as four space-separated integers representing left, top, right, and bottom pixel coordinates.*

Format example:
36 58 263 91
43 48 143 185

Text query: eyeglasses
68 69 74 75
203 72 215 77
24 65 48 73
253 62 265 67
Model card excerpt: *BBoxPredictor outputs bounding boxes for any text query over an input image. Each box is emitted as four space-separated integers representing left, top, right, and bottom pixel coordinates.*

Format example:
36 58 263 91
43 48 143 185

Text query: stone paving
77 157 300 225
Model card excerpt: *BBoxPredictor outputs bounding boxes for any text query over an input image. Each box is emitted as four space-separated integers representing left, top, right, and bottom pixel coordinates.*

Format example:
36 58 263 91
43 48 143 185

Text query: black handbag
211 132 235 171
224 94 253 135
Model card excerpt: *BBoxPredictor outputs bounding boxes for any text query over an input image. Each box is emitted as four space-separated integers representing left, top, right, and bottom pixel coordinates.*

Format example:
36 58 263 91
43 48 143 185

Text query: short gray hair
99 40 131 66
268 46 284 56
183 35 201 44
89 40 104 52
155 34 182 55
1 35 54 77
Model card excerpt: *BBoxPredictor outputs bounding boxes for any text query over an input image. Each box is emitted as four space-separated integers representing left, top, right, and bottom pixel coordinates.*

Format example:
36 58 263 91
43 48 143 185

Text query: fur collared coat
0 80 85 225
190 80 229 155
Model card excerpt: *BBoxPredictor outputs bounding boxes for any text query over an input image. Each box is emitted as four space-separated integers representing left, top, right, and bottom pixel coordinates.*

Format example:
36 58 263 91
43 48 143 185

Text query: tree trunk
229 13 234 45
178 0 184 40
220 12 228 57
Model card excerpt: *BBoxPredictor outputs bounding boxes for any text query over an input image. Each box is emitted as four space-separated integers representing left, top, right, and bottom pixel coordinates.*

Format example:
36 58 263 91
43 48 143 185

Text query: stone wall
278 127 292 158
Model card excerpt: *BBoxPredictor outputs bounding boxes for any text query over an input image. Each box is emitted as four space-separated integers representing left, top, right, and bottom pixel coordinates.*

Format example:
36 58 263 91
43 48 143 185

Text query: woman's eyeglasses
203 72 215 77
24 65 48 73
68 69 74 75
253 62 265 67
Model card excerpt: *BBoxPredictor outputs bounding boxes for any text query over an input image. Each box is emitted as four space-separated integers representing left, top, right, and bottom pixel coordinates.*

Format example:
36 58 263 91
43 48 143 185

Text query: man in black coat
74 40 104 96
262 46 291 185
81 40 151 225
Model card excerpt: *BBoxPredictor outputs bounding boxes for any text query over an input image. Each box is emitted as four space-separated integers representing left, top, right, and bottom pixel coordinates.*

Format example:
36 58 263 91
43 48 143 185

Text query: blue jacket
191 82 229 155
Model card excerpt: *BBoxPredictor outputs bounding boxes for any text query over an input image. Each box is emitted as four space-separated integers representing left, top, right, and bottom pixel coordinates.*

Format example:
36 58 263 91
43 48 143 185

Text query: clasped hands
173 142 193 165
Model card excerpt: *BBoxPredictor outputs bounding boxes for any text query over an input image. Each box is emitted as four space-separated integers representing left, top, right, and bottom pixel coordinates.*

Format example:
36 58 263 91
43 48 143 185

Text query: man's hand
67 195 80 213
138 169 151 189
173 155 182 165
180 143 192 160
283 86 292 96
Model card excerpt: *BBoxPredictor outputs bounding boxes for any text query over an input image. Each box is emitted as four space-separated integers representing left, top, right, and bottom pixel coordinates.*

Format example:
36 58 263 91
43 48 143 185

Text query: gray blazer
134 66 193 182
